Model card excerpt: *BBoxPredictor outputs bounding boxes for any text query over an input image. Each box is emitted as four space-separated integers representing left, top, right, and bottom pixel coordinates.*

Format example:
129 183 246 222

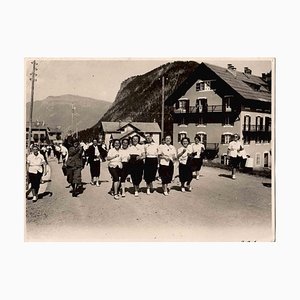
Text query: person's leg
186 180 192 192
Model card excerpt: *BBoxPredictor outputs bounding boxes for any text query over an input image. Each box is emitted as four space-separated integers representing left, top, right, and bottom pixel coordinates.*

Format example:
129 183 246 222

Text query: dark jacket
87 144 108 163
66 145 83 168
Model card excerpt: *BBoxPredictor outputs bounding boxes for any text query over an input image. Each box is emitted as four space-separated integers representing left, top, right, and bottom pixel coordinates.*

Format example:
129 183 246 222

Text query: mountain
79 61 200 140
26 94 111 134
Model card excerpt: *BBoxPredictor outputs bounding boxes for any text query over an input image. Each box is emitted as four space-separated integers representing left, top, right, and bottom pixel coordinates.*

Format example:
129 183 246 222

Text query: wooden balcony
243 125 271 132
173 105 232 114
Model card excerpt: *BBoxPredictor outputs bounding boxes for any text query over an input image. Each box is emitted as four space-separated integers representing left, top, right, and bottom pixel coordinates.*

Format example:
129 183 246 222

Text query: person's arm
177 148 186 159
107 150 119 161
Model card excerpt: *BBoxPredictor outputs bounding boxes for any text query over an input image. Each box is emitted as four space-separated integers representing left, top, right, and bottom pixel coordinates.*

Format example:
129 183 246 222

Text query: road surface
25 158 273 241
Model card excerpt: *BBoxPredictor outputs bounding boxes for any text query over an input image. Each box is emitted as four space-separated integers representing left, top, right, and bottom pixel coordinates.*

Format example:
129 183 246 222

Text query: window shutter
175 101 179 109
186 100 190 113
221 134 225 144
203 134 207 146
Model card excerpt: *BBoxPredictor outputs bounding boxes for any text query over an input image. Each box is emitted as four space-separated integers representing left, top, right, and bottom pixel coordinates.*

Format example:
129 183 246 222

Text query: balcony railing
243 125 271 132
174 105 232 114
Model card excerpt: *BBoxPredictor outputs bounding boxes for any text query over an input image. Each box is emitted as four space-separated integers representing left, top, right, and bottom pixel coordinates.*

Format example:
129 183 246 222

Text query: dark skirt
66 166 82 184
159 161 174 184
191 157 203 172
144 157 158 184
120 162 129 183
230 157 240 169
179 163 193 184
108 166 121 182
129 160 144 186
90 160 101 177
28 171 43 192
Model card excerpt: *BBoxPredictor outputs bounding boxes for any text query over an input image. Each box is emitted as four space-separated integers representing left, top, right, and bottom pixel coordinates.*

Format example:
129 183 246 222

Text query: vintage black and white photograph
24 58 274 242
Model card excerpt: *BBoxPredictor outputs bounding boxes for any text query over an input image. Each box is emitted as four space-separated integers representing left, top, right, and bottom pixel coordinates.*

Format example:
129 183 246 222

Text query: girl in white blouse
119 138 131 197
107 139 122 200
191 135 205 180
158 135 177 196
128 135 145 197
227 133 244 179
144 133 159 195
177 137 193 192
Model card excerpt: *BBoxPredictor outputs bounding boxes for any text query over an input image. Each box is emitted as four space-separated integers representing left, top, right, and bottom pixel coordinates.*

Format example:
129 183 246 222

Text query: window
223 96 232 112
196 80 211 91
196 132 207 144
33 133 39 142
196 98 207 112
265 117 271 132
178 132 187 142
179 117 188 126
175 99 189 113
221 133 233 144
243 134 250 145
40 134 45 141
256 116 264 131
223 116 234 126
255 153 261 166
196 115 206 126
244 115 251 131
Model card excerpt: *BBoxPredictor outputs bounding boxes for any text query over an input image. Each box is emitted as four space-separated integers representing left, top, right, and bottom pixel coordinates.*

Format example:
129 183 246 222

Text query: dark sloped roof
101 121 161 133
204 63 271 102
165 62 271 105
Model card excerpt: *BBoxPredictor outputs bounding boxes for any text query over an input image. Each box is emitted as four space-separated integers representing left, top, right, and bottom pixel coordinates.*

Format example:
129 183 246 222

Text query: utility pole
71 103 74 135
28 60 38 151
161 75 165 140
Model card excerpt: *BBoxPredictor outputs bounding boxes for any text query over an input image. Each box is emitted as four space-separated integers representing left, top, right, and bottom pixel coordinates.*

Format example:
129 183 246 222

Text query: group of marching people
106 133 205 200
26 130 246 202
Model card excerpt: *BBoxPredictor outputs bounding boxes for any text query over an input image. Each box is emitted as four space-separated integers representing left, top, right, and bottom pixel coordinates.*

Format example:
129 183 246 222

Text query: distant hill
79 61 200 140
26 94 111 135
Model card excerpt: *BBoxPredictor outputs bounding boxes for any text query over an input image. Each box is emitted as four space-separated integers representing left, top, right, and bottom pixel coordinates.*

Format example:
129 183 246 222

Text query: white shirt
177 145 193 165
119 147 131 162
60 145 69 161
158 144 177 166
144 142 158 158
107 148 122 168
27 152 45 174
228 140 243 157
128 144 144 156
191 143 205 158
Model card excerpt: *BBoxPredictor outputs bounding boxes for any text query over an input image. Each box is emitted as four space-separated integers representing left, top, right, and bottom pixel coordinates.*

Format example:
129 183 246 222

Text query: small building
99 121 161 147
165 62 272 169
26 121 62 146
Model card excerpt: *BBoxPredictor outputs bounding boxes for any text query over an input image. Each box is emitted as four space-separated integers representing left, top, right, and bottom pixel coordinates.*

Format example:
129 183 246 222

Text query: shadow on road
170 185 182 192
218 174 232 179
26 191 53 200
262 182 271 188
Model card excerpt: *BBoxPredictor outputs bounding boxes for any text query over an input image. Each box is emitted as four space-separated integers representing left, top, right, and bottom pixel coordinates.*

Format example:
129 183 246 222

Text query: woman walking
26 145 47 202
191 135 205 180
66 138 84 197
128 135 144 197
177 137 193 192
107 139 122 200
158 135 177 196
144 133 159 195
119 138 131 197
86 138 103 186
227 133 244 179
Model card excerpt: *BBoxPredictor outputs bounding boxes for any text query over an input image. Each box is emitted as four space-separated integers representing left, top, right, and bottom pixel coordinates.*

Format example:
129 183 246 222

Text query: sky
25 58 272 103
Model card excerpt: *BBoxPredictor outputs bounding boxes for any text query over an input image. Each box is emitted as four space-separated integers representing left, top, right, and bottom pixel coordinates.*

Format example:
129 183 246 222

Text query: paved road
26 158 273 242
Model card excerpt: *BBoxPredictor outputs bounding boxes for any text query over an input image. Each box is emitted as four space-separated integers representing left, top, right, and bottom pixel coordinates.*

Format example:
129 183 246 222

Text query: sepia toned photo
24 58 275 242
